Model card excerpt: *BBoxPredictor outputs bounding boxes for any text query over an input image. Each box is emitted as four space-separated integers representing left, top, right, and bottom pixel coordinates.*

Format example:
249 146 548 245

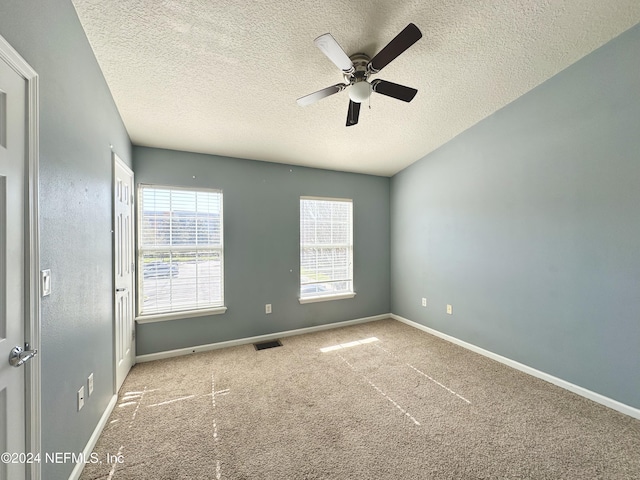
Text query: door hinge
132 329 136 341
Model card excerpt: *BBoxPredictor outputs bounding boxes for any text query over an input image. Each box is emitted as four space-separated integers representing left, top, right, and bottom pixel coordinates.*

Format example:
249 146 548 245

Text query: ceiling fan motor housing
345 53 372 103
344 53 372 85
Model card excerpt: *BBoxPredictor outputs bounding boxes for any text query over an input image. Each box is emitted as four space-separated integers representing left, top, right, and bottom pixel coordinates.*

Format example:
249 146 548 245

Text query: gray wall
134 147 390 355
1 3 636 479
1 1 132 479
391 24 640 409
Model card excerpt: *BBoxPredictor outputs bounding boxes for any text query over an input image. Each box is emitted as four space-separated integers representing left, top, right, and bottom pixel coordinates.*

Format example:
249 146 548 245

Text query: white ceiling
72 0 640 177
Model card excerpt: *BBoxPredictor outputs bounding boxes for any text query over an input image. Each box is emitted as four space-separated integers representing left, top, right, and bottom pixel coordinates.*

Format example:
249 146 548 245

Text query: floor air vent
254 339 283 351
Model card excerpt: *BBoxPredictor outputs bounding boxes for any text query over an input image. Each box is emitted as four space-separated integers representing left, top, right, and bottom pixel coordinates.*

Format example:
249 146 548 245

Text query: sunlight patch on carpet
320 336 379 352
146 394 197 408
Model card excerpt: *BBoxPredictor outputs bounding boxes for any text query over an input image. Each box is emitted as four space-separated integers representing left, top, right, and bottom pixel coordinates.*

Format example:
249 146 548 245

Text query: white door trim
0 34 41 480
112 153 135 393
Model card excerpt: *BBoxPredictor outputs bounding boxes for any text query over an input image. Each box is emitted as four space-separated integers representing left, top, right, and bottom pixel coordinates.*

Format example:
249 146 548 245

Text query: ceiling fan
297 23 422 127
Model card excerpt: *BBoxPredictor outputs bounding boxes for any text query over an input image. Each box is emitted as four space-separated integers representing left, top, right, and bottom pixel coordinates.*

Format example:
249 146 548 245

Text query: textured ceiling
72 0 640 176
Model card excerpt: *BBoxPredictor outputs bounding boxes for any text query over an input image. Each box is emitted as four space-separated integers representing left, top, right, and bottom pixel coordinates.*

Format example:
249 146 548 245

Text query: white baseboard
391 314 640 420
136 314 390 363
68 394 118 480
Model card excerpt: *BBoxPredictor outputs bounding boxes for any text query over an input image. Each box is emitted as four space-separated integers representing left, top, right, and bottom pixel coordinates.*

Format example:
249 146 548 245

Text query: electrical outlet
446 304 453 315
78 386 85 411
88 373 94 396
421 298 427 307
265 304 272 314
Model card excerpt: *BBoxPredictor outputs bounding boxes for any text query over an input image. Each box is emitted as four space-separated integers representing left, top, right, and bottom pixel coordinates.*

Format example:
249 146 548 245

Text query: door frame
112 152 135 393
0 34 41 480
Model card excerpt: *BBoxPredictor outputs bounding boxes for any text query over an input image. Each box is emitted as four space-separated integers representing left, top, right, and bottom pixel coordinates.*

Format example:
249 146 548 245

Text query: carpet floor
80 318 640 479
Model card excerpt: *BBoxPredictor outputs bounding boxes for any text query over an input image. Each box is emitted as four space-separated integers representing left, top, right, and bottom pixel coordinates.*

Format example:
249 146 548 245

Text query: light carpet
80 318 640 479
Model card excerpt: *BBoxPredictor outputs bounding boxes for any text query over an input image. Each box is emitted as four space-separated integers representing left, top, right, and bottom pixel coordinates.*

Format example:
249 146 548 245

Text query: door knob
8 343 38 367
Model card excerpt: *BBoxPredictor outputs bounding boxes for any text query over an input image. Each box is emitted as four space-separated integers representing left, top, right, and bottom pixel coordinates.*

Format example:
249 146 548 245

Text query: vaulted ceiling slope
72 1 640 176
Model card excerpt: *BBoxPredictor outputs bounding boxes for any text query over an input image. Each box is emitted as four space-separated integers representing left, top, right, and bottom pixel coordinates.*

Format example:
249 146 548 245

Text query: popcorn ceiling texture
71 0 640 176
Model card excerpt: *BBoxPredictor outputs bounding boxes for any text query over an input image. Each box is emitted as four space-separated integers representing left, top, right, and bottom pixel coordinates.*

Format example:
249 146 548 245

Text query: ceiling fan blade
346 100 361 127
371 79 418 102
297 83 347 107
368 23 422 73
314 33 354 72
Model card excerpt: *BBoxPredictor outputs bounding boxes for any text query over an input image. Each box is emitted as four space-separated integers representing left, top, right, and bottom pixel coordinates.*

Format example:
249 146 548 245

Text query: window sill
135 306 227 324
299 292 356 304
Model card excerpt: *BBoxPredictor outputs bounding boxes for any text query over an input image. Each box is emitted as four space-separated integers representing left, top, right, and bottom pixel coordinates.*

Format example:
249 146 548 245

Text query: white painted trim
113 154 135 394
299 292 356 304
68 395 118 480
135 306 227 324
136 314 390 363
300 195 352 203
391 314 640 420
0 33 42 480
138 182 222 194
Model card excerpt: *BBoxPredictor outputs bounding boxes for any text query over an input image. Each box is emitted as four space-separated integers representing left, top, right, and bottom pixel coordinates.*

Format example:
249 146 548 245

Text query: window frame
299 196 356 304
135 184 226 323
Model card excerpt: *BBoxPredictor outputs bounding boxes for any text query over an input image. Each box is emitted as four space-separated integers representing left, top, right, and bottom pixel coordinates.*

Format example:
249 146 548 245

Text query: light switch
41 269 51 296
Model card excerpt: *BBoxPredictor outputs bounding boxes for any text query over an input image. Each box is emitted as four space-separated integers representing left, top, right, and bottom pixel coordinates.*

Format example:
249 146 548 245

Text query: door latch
8 343 38 367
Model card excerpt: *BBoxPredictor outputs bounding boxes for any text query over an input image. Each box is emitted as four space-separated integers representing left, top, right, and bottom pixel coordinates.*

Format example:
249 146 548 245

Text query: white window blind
300 197 353 299
138 185 224 316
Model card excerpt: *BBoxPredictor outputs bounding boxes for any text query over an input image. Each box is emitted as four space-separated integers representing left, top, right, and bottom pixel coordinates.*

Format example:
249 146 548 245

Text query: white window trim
137 184 225 318
135 306 227 324
299 196 355 303
298 292 356 304
300 195 354 202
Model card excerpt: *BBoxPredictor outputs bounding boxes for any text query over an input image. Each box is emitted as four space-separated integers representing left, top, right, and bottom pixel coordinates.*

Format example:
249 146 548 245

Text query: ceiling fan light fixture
348 81 371 103
297 23 422 126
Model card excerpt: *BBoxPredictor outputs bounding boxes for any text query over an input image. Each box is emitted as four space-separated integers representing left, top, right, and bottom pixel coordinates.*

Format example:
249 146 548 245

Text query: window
300 197 354 303
137 185 225 319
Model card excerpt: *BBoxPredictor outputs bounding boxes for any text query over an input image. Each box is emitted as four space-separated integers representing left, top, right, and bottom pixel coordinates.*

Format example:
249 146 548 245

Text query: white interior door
0 46 28 480
114 155 135 392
